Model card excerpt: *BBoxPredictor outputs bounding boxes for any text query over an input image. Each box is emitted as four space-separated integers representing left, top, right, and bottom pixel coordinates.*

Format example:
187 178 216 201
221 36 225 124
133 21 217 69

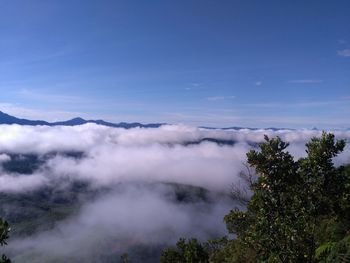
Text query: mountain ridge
0 111 165 129
1 111 347 130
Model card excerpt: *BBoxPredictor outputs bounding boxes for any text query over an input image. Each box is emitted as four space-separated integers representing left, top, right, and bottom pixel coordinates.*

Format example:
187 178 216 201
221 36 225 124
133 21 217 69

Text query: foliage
223 132 350 262
121 253 130 263
205 237 256 263
162 132 350 263
160 238 209 263
316 235 350 263
0 218 11 263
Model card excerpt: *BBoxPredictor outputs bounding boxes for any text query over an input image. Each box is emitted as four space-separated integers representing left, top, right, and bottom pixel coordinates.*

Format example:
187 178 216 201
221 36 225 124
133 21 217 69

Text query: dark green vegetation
0 219 10 262
161 132 350 263
0 182 91 237
2 152 84 174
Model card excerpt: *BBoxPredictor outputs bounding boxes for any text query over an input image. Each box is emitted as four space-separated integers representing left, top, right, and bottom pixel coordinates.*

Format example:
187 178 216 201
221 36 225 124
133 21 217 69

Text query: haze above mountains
0 111 340 131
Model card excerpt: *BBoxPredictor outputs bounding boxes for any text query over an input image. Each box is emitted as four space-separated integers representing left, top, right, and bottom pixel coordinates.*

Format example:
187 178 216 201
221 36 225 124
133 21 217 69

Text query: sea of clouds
0 124 349 262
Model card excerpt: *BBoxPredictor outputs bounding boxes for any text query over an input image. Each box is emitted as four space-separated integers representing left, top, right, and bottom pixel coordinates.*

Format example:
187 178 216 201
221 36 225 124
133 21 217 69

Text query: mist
0 124 349 262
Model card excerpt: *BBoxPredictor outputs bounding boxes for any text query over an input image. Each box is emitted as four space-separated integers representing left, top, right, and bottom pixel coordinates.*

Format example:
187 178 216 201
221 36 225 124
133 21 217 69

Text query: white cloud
0 173 48 193
255 81 262 86
7 184 232 261
0 124 349 261
0 153 10 162
207 96 236 101
337 49 350 57
0 124 349 192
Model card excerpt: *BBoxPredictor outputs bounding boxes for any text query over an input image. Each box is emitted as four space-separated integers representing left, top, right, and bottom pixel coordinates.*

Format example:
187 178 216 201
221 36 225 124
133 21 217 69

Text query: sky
0 0 349 128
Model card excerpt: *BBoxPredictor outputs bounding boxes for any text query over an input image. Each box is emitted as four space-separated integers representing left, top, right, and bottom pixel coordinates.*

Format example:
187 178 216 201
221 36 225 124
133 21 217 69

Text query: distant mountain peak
71 117 85 121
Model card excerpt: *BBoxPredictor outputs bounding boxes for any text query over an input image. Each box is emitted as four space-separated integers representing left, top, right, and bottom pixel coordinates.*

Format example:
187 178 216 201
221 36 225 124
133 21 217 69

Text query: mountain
0 111 164 129
0 111 50 125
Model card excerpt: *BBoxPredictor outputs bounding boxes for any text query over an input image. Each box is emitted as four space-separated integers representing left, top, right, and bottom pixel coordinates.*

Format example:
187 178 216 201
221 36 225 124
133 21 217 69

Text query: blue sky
0 0 349 128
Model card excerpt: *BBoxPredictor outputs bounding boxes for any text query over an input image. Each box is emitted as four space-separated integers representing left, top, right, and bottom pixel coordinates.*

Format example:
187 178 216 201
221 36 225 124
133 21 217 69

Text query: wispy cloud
255 81 262 86
185 83 203 91
0 102 83 121
289 79 323 84
337 49 350 57
207 96 236 101
0 102 157 123
243 100 342 109
248 115 350 128
18 89 86 104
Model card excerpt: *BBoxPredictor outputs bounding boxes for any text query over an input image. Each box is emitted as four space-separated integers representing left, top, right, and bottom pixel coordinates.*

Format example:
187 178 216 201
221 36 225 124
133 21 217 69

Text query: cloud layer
0 124 349 262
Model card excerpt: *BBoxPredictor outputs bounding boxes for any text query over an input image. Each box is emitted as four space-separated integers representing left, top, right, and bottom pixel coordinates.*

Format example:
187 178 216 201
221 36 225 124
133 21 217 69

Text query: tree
160 238 209 263
0 218 10 263
121 252 130 263
162 132 350 263
224 132 349 262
